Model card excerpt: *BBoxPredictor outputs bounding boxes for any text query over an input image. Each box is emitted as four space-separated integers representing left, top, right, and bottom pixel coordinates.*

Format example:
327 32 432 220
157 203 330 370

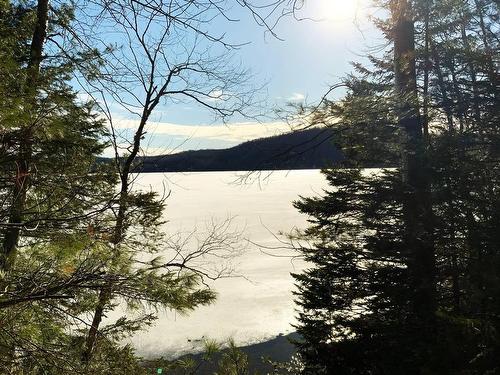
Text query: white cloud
111 118 294 144
287 92 306 102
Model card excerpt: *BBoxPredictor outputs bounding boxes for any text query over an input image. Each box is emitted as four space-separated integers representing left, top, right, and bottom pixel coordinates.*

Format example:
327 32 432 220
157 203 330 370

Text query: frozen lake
122 170 328 357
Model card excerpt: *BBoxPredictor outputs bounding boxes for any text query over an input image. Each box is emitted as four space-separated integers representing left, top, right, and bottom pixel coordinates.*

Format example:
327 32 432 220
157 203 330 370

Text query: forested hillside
129 128 345 172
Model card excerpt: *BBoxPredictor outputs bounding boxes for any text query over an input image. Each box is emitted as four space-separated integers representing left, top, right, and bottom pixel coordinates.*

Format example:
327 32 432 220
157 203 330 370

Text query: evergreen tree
0 1 217 371
292 0 499 373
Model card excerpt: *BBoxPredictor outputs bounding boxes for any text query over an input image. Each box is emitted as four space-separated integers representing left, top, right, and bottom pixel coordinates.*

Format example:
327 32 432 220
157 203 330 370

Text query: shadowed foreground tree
292 0 499 373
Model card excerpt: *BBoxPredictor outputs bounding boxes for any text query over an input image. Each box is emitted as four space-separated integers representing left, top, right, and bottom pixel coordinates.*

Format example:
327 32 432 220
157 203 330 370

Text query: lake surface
120 170 328 358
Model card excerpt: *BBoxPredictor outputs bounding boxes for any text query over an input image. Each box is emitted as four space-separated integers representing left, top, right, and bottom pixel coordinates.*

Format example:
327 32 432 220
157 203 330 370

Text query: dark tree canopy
292 0 499 373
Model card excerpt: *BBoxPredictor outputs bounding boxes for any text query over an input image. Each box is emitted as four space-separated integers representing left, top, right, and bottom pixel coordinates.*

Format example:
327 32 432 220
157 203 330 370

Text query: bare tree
76 0 301 364
0 0 305 369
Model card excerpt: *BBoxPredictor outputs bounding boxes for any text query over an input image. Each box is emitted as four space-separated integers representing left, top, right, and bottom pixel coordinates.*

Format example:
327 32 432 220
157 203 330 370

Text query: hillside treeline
119 128 344 173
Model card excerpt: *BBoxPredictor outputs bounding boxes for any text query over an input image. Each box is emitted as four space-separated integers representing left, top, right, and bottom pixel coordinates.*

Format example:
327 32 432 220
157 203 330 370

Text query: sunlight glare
319 0 361 22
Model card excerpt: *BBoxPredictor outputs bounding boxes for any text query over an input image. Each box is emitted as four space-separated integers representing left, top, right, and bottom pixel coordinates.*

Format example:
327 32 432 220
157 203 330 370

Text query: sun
318 0 361 22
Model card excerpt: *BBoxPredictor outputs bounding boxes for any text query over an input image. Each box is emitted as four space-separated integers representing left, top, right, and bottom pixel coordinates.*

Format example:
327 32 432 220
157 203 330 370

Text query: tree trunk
422 0 431 142
81 287 112 364
0 0 49 271
474 0 498 101
0 1 49 370
81 109 150 364
449 58 466 132
460 13 482 127
392 0 437 366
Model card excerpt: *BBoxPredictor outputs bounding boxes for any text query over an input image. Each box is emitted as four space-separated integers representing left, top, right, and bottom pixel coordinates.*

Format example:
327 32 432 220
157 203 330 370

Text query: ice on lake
120 170 327 358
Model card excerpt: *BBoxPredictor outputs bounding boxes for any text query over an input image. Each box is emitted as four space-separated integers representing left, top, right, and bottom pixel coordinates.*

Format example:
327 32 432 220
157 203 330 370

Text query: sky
99 0 381 156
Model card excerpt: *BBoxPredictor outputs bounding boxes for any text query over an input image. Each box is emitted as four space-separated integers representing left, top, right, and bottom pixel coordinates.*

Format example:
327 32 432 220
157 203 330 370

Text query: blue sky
99 0 381 155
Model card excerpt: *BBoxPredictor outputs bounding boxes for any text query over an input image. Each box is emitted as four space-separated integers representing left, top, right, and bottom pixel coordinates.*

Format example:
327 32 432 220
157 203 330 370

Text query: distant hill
130 127 343 172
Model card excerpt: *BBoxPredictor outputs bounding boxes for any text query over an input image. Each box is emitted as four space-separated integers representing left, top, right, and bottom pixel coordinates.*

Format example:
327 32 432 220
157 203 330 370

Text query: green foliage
140 339 253 375
213 339 250 375
0 0 220 372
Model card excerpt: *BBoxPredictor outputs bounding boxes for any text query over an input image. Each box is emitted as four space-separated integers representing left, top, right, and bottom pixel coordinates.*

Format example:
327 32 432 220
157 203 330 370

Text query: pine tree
0 1 217 371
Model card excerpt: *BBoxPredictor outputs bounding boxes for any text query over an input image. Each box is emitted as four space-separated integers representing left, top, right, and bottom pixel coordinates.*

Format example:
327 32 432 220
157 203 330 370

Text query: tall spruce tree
292 0 499 373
